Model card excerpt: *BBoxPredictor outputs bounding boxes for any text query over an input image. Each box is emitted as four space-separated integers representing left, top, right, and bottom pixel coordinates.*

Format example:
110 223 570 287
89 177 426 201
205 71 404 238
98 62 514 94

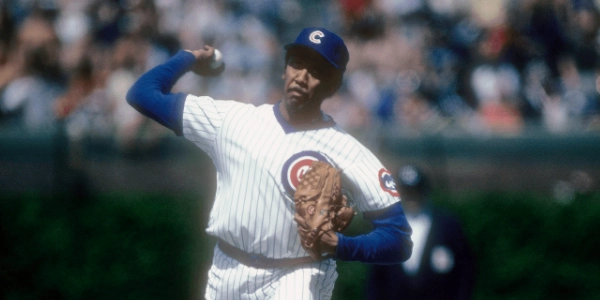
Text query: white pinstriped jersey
182 95 400 299
206 245 338 300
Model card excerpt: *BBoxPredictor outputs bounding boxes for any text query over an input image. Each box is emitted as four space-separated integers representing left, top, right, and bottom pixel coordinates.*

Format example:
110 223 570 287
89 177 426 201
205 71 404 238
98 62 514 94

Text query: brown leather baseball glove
293 161 355 260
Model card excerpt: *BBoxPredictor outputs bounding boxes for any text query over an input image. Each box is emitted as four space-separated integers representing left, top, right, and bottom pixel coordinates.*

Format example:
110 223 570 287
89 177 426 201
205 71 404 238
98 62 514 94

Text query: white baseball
210 49 224 69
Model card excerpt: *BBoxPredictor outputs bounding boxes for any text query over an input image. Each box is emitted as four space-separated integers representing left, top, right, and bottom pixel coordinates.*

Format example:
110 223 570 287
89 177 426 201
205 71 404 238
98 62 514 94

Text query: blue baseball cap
284 27 349 70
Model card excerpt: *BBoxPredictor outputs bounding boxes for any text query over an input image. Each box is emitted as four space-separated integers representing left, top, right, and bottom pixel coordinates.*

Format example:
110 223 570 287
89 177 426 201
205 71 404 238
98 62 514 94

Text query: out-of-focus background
1 0 599 299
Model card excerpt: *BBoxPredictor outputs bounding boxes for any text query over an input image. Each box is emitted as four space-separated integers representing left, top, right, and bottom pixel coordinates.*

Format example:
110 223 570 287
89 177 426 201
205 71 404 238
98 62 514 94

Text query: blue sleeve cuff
335 202 413 264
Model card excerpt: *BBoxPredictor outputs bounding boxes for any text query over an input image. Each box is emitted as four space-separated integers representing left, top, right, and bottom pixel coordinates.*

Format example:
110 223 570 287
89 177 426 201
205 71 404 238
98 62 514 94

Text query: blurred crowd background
1 0 600 151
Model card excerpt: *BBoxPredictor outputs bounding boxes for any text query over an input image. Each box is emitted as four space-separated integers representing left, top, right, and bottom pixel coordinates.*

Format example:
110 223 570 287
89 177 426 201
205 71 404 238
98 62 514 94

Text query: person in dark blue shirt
366 165 476 300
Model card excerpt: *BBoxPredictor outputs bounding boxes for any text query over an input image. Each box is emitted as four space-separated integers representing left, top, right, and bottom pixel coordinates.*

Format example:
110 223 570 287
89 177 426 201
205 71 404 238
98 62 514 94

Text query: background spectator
366 165 476 300
0 0 598 139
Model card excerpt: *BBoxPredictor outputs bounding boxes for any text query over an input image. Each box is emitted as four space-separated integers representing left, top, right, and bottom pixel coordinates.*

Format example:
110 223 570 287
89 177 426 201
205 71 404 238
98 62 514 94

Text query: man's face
282 48 338 114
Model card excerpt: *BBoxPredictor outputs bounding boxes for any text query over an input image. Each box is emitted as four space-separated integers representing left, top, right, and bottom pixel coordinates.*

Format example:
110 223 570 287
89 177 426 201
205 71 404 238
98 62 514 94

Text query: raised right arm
126 50 197 136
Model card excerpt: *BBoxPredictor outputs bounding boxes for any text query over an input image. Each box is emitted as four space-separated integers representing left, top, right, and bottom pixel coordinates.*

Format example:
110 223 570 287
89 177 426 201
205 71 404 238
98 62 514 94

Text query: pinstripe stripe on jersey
182 96 235 159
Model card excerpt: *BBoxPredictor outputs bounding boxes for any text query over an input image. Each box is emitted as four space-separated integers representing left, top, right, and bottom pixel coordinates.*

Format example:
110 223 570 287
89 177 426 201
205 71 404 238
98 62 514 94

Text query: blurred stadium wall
1 128 597 201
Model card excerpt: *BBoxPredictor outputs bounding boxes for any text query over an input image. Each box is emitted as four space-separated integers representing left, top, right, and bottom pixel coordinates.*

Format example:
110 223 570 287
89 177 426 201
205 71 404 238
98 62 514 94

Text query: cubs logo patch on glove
293 161 355 260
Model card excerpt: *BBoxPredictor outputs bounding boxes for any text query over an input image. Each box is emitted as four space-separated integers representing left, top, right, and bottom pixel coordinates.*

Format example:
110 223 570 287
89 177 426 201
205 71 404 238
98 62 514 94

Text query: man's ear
325 86 337 99
320 86 337 100
325 76 342 98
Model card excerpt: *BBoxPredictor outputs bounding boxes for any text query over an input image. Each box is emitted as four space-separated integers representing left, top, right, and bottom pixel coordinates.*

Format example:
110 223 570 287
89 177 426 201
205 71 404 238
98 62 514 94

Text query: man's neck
279 101 327 129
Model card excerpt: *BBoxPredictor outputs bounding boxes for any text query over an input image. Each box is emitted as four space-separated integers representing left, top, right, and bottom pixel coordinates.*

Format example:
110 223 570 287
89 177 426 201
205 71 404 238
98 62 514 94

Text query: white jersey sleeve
338 141 400 213
181 95 242 159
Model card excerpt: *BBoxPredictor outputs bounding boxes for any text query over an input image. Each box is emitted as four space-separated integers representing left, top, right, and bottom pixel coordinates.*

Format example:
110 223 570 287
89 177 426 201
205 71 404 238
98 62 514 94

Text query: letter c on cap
309 30 324 44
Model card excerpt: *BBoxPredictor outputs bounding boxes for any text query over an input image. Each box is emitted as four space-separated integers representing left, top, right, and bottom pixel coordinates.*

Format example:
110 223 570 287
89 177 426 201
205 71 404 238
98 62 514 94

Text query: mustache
288 86 306 94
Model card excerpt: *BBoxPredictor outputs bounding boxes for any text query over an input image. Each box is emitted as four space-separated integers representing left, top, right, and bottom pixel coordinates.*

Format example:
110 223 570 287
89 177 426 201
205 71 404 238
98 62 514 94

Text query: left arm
332 202 413 264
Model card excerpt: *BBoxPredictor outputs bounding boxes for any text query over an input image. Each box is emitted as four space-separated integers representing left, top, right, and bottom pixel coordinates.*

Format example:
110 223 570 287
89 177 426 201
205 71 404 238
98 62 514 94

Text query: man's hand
294 213 339 257
185 46 225 77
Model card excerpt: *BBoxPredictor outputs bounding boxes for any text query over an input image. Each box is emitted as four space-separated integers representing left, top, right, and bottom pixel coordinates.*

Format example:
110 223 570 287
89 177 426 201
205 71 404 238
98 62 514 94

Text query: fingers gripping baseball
187 46 225 77
293 161 355 260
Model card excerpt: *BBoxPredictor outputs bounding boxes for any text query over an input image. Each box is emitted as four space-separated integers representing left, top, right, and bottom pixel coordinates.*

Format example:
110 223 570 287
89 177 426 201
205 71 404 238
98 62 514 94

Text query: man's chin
284 96 308 110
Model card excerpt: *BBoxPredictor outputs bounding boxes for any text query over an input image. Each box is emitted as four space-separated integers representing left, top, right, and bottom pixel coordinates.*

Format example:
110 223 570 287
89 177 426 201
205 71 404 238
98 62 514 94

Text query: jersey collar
273 101 335 134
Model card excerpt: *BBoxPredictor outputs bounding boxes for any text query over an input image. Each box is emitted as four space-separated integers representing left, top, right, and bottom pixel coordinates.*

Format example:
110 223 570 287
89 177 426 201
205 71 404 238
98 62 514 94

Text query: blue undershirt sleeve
335 202 413 264
126 50 197 136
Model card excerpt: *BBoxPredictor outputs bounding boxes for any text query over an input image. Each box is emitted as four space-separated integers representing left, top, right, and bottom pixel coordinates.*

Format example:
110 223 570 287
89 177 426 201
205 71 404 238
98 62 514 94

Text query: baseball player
127 27 413 300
